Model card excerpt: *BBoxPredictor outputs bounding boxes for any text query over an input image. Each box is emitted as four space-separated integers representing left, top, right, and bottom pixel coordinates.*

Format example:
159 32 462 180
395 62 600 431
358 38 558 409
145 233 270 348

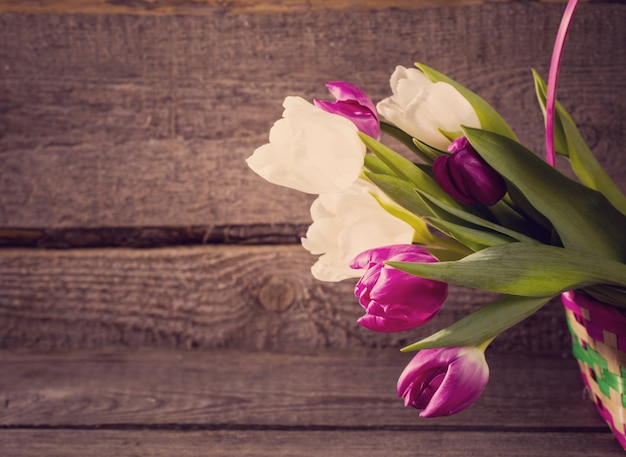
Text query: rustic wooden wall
1 0 624 352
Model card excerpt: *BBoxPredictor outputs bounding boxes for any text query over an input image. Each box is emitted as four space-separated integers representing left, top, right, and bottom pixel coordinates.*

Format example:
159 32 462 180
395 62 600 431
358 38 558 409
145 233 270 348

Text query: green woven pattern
569 321 626 408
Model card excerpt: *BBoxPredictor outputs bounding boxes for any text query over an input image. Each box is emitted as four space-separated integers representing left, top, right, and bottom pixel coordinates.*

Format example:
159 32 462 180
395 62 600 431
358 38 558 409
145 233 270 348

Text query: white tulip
301 180 415 282
376 66 480 150
247 96 366 194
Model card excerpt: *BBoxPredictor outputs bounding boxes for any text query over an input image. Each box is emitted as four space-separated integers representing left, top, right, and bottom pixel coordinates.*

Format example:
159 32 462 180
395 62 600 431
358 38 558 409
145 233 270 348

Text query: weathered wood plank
0 245 571 351
0 350 607 430
0 349 623 454
1 4 624 229
0 429 623 457
0 0 579 15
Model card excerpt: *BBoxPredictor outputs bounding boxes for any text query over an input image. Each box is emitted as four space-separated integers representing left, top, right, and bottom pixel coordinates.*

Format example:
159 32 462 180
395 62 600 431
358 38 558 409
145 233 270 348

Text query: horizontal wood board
0 349 623 456
1 3 625 230
0 429 622 457
0 245 571 351
0 0 581 15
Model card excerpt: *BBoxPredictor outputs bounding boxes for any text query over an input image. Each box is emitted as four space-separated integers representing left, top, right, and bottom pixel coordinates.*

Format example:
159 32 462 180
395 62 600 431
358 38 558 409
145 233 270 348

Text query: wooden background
1 0 626 455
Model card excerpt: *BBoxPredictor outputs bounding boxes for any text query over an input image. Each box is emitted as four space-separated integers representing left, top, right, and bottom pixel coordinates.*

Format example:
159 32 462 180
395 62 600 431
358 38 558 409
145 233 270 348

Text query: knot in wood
257 276 295 313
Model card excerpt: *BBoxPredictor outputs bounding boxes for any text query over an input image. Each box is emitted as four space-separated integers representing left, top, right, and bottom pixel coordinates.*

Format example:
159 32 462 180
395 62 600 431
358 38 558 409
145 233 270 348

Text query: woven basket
562 290 626 449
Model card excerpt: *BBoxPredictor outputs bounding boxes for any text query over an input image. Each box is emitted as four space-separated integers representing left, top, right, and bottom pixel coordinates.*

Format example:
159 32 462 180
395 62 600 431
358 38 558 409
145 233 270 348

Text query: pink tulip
350 245 448 332
314 81 380 139
433 136 506 206
398 347 489 417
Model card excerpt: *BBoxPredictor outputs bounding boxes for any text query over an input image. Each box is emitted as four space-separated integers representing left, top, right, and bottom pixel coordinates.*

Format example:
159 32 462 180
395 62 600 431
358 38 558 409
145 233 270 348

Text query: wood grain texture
0 245 571 351
0 430 622 457
0 349 605 428
0 0 580 16
1 3 624 229
0 350 623 456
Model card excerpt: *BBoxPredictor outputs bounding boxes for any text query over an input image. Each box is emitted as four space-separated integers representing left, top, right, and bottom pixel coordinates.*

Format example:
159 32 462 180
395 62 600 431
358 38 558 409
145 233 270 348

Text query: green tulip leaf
426 247 469 262
584 284 626 310
438 128 461 143
363 153 395 176
412 138 446 163
387 243 626 297
401 294 552 351
561 119 626 215
364 172 434 219
423 217 516 252
416 63 517 140
368 192 436 245
365 172 474 256
464 127 626 262
487 199 549 242
533 71 626 214
532 70 568 157
359 133 462 210
416 191 537 244
380 121 433 164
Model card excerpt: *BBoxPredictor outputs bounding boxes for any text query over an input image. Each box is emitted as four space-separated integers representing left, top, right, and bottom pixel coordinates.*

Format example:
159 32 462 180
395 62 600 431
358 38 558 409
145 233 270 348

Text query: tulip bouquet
247 0 626 423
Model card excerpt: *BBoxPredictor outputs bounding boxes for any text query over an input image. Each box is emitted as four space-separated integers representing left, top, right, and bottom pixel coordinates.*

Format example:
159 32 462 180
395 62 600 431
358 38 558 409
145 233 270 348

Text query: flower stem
476 337 495 352
545 0 580 167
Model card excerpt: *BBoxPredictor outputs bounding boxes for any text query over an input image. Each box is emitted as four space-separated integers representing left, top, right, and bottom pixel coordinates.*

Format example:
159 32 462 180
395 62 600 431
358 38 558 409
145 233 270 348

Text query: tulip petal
314 82 380 139
351 245 447 332
302 180 414 282
377 66 480 150
325 81 378 115
432 154 474 205
398 347 489 418
420 349 488 417
247 96 365 194
432 136 506 206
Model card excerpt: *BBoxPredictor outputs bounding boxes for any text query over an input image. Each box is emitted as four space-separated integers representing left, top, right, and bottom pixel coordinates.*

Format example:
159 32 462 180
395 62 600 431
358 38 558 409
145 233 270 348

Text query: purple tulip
433 136 506 206
398 347 489 417
349 244 448 332
314 82 380 139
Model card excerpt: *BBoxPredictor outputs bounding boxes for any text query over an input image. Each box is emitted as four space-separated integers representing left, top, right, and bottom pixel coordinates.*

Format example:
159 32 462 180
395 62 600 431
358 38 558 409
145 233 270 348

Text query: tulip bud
376 66 480 150
301 180 414 282
350 244 448 332
433 136 507 206
314 81 380 139
397 346 489 417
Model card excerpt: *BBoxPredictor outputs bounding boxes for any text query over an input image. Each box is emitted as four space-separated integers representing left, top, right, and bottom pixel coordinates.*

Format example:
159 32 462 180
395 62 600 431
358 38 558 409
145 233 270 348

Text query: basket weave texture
562 290 626 449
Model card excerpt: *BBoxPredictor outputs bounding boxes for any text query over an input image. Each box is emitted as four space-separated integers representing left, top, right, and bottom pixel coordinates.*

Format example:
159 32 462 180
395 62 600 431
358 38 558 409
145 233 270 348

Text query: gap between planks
0 224 307 249
0 0 578 16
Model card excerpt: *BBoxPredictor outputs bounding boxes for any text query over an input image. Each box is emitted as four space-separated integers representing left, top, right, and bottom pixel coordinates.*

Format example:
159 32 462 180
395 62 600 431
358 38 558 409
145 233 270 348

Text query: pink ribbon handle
545 0 580 167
